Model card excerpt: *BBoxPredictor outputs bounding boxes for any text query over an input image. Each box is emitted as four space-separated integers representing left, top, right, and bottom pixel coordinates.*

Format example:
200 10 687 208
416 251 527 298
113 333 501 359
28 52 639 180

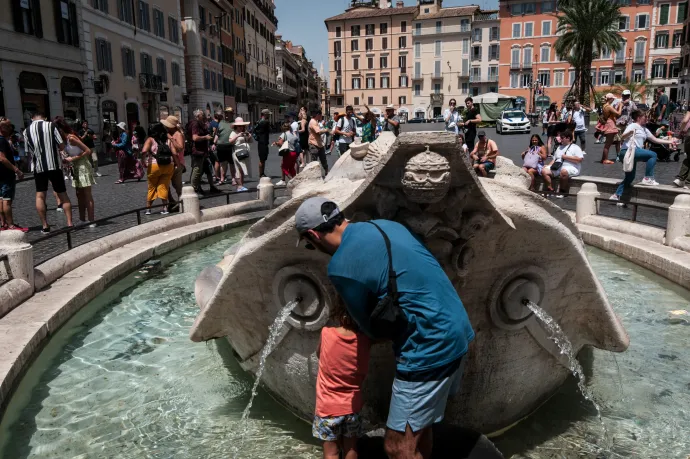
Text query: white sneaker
145 209 151 215
609 194 620 201
161 209 169 215
56 206 64 213
275 180 286 186
96 173 103 177
88 223 97 228
640 177 659 186
555 194 564 199
237 186 248 192
673 178 689 189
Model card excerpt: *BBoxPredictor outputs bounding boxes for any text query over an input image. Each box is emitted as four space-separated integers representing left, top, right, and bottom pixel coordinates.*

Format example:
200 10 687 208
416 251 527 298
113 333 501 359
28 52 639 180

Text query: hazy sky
274 0 499 76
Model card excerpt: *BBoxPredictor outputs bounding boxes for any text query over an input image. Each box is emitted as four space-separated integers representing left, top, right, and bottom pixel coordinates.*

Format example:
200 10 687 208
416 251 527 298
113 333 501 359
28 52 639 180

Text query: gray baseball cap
295 197 341 247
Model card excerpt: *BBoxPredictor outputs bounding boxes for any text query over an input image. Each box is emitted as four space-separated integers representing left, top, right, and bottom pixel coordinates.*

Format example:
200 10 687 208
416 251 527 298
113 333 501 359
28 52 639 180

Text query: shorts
216 144 233 163
0 181 16 201
312 413 362 441
208 150 218 164
338 142 351 155
387 354 467 433
258 143 269 162
34 169 67 193
475 161 495 172
560 164 580 177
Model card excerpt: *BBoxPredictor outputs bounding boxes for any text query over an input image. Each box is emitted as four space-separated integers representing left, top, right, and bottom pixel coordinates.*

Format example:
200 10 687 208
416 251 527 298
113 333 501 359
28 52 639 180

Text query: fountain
190 131 630 435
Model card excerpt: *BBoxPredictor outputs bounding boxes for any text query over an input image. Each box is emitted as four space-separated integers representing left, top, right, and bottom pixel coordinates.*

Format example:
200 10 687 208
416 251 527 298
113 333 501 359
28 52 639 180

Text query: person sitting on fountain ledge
313 301 371 459
295 197 475 459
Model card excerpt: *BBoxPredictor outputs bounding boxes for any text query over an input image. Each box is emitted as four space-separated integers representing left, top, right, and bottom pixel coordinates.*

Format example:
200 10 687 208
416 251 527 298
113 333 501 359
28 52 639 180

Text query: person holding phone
443 99 463 136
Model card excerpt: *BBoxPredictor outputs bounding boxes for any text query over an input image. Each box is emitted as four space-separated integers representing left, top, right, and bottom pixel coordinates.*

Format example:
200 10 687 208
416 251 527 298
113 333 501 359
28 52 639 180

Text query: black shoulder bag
367 222 408 341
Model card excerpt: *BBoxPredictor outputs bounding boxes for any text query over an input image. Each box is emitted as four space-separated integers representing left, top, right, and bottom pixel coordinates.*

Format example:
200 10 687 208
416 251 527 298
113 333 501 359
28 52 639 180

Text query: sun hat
294 197 341 248
261 109 272 115
116 122 127 131
477 130 486 137
230 117 250 126
161 115 179 129
605 93 615 100
622 90 631 96
385 104 395 110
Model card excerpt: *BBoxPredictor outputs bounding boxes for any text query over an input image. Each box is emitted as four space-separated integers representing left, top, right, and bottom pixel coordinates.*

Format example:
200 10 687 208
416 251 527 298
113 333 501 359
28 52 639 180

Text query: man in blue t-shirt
295 197 475 459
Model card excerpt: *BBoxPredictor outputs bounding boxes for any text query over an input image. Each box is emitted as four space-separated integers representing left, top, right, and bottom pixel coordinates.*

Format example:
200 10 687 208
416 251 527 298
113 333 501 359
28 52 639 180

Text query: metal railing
594 197 669 228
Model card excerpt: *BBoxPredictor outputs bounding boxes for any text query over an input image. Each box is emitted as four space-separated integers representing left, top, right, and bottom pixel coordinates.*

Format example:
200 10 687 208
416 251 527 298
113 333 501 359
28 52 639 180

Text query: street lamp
627 47 633 83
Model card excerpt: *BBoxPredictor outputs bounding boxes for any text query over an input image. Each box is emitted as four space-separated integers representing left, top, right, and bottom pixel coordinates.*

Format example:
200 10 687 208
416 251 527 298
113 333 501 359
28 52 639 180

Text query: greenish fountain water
0 232 688 458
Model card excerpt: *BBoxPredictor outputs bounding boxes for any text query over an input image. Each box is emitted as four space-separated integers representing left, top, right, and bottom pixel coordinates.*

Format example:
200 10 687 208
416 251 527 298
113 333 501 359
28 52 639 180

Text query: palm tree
555 0 623 103
614 79 652 103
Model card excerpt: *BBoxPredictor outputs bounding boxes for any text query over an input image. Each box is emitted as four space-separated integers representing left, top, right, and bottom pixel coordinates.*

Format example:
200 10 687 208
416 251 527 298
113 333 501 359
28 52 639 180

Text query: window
335 79 342 94
151 9 164 37
335 26 341 37
169 17 179 43
171 62 180 85
414 61 421 77
635 40 646 61
202 38 209 56
636 14 649 29
203 69 210 89
614 71 624 84
633 69 643 82
415 23 422 35
366 77 375 89
619 16 629 31
399 36 407 48
368 96 374 105
656 32 669 48
510 72 519 88
542 0 554 12
521 73 532 88
365 38 373 51
401 21 407 32
434 83 441 94
461 19 470 32
538 70 550 87
156 57 167 83
210 43 216 59
118 0 134 25
380 56 388 68
540 46 550 62
511 48 520 67
512 23 521 38
399 55 407 69
351 25 360 36
524 23 533 37
137 0 150 31
95 38 113 71
381 76 389 88
524 48 533 66
473 28 482 42
462 58 469 75
512 2 536 15
399 96 406 105
652 61 666 78
121 47 136 77
600 71 610 85
490 27 499 41
414 84 421 96
352 77 361 89
638 0 650 3
383 96 388 105
335 59 343 74
674 30 683 47
462 38 469 54
600 45 611 59
382 37 388 49
93 0 108 14
435 40 441 57
472 46 481 60
436 21 442 33
55 1 79 46
353 57 359 70
399 75 408 87
336 97 343 106
542 20 551 36
380 23 388 34
365 24 375 35
461 82 468 93
489 44 499 60
140 52 153 73
678 2 687 23
351 39 359 51
659 4 669 25
334 41 342 57
488 65 498 80
434 60 441 77
368 57 374 69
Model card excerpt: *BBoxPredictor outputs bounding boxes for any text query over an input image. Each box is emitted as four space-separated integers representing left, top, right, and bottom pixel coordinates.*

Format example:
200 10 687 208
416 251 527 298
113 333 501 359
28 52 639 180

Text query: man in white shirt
333 105 356 156
541 130 584 197
567 101 591 151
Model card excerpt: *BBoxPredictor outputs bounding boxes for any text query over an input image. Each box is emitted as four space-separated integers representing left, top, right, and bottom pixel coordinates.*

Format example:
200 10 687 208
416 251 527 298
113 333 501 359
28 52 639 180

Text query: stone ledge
577 223 690 288
580 215 666 245
0 211 268 414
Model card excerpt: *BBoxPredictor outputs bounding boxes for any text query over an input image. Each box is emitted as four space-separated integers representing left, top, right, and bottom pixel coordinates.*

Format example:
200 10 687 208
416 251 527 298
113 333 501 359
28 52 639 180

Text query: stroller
645 121 681 162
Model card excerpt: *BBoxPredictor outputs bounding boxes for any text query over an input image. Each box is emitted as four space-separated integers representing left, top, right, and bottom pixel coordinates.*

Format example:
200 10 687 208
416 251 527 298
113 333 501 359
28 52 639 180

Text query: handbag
549 144 570 172
278 134 289 157
623 140 636 173
366 222 409 342
235 149 249 160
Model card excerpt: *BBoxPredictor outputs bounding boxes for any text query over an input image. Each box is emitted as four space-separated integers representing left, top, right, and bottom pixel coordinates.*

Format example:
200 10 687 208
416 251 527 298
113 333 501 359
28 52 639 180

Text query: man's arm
469 112 482 124
0 150 22 179
659 99 668 120
386 116 399 128
191 123 211 142
329 275 375 338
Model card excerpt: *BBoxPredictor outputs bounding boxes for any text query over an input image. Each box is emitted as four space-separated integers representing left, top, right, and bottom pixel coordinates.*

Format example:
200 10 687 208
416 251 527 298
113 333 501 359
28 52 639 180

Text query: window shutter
32 0 43 38
106 42 112 71
54 1 65 43
96 40 104 70
69 2 79 46
122 48 127 76
11 0 24 33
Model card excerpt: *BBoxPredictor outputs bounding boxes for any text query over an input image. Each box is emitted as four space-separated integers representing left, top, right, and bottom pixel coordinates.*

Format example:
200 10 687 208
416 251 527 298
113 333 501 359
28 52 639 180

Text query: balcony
432 72 443 79
523 61 533 69
139 73 164 93
471 54 483 61
511 61 521 69
633 56 645 64
613 55 625 64
412 73 423 80
430 93 444 105
461 25 471 33
474 12 498 21
469 75 481 82
487 74 499 82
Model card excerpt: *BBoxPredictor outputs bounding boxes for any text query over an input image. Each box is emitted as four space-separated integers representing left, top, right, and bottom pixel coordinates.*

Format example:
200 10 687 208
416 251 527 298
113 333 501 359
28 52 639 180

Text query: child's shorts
312 413 362 441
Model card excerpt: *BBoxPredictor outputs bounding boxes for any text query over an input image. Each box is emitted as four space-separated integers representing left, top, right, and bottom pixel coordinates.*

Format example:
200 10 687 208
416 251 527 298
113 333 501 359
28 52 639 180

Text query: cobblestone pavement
9 122 683 263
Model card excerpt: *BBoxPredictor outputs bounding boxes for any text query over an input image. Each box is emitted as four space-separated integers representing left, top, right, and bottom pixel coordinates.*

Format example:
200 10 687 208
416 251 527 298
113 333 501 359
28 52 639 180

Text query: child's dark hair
331 301 357 330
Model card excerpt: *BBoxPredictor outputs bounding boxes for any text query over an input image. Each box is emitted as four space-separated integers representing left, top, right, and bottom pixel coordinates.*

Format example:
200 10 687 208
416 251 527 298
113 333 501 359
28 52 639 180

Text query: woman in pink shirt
313 304 371 459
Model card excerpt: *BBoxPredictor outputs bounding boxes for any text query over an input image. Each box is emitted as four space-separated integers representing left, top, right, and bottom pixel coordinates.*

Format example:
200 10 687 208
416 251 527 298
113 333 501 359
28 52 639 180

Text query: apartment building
245 0 285 122
233 0 249 120
498 0 684 110
325 1 417 120
275 36 300 114
2 0 86 127
680 3 690 101
411 3 500 119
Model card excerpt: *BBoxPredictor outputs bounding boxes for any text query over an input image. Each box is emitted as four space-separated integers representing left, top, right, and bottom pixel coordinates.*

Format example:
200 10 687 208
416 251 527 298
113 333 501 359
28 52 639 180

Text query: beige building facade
1 0 86 128
81 0 186 138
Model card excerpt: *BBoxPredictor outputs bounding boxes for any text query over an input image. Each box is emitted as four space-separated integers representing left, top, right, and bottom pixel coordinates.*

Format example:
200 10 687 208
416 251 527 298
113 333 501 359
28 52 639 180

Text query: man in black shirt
254 109 272 177
463 97 482 153
0 118 26 231
79 120 101 177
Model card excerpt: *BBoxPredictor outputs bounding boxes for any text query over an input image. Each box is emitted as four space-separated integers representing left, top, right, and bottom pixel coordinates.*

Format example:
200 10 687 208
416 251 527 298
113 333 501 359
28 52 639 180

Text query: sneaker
161 209 169 215
640 177 659 186
609 194 620 201
209 187 222 194
56 205 63 213
88 223 97 228
145 209 151 216
275 180 286 186
96 172 103 177
237 186 249 192
555 194 564 199
673 178 689 189
41 226 50 234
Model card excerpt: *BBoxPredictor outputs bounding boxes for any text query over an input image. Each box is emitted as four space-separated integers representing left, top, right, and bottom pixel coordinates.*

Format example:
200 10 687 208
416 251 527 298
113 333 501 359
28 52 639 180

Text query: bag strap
366 222 398 295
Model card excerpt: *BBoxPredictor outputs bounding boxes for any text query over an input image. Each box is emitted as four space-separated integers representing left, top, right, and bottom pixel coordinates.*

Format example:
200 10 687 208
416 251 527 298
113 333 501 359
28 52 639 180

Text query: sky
274 0 499 77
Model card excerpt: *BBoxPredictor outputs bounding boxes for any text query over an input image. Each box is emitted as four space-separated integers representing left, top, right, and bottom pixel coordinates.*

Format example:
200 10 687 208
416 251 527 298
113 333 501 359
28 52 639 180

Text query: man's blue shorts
0 181 16 201
387 353 467 433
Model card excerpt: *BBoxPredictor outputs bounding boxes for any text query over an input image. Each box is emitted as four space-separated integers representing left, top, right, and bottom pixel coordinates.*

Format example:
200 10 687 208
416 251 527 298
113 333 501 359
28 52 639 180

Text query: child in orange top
313 304 371 459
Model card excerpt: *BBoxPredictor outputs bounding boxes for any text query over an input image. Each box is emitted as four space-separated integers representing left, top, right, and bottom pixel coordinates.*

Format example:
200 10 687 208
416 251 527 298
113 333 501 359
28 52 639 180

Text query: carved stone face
401 146 451 203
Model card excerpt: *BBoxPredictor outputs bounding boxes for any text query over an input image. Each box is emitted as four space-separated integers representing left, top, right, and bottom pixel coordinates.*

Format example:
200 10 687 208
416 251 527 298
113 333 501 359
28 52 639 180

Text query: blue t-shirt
327 220 475 373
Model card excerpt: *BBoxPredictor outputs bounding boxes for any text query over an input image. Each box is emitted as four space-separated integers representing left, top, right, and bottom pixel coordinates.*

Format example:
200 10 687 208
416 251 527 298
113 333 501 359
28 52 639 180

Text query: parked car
495 110 531 134
408 116 426 124
433 115 445 123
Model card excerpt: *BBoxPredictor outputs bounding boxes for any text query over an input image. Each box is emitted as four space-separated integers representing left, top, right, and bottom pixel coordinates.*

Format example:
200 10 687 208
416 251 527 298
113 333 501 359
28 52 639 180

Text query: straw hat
605 93 615 100
116 121 127 131
231 117 250 126
161 115 179 129
385 104 395 110
224 106 234 112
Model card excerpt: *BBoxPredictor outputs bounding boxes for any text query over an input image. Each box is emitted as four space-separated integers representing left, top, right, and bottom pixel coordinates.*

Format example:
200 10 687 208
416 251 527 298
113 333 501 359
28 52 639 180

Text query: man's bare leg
56 192 73 226
36 191 49 229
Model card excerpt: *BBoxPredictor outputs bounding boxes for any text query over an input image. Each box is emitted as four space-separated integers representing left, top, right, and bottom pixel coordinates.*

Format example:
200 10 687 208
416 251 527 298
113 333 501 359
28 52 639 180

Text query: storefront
61 76 84 123
19 71 49 127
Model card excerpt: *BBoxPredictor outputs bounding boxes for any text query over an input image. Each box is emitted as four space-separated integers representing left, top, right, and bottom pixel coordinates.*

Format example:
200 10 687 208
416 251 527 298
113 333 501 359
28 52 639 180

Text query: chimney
396 0 404 6
380 0 392 7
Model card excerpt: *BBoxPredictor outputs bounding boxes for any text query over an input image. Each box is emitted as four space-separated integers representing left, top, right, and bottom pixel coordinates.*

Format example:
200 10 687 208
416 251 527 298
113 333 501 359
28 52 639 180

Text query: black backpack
155 140 173 165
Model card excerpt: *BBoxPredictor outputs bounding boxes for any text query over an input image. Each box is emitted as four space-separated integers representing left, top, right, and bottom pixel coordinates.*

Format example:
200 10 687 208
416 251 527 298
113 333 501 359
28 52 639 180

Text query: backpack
155 140 173 165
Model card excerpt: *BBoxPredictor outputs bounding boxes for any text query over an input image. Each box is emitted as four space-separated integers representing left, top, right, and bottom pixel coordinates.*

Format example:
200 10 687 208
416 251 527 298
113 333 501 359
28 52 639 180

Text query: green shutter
660 4 669 25
679 2 687 22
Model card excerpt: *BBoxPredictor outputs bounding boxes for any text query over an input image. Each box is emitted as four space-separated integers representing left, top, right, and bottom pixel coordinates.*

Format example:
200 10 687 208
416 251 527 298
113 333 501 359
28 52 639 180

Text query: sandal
602 160 615 165
115 179 124 184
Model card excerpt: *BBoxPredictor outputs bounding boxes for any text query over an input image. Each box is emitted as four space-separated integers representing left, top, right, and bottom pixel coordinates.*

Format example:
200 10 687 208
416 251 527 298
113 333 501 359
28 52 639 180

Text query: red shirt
315 327 371 417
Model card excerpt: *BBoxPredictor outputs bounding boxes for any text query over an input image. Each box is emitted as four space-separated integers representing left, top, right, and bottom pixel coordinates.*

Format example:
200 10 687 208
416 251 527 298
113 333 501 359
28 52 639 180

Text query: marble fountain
190 131 630 436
